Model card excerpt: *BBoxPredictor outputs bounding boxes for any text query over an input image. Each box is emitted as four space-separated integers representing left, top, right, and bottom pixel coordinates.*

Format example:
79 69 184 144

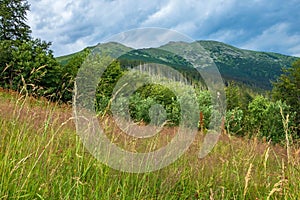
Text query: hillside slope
56 40 299 90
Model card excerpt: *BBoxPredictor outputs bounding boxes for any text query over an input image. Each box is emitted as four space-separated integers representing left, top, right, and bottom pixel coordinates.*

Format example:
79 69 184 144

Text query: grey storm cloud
27 0 300 57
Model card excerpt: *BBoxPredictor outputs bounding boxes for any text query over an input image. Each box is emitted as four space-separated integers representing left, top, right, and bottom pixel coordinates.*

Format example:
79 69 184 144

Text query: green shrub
225 107 244 135
197 90 213 129
129 94 158 123
245 96 296 143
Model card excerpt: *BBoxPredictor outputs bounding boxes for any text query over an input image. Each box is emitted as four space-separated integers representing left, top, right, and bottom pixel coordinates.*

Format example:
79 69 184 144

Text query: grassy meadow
0 89 300 199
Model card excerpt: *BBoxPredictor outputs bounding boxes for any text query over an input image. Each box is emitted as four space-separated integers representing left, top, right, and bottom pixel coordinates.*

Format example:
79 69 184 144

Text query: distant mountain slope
56 40 299 90
196 41 298 89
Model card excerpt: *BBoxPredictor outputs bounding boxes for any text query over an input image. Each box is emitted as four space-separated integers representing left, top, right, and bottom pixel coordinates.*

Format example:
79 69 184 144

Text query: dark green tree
95 61 125 112
0 0 31 68
225 82 240 110
59 48 91 102
0 0 63 100
0 0 31 41
225 81 252 111
272 59 300 132
1 39 61 97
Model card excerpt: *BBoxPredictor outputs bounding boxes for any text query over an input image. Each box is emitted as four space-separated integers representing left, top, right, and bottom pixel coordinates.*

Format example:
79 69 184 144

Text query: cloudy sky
27 0 300 57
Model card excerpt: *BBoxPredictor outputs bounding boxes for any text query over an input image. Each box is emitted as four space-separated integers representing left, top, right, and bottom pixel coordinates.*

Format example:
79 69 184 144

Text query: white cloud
107 28 193 49
207 29 246 43
26 0 300 57
142 0 237 36
241 23 300 56
28 0 92 55
289 45 300 57
27 0 163 56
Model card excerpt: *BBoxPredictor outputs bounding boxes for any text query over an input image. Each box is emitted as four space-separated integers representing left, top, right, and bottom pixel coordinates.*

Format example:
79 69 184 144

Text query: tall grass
0 90 300 199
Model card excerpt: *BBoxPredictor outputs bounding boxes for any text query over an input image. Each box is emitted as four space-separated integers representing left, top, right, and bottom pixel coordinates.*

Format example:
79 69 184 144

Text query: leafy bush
225 107 244 135
129 94 157 123
245 96 296 143
197 90 213 129
105 79 207 127
129 85 181 126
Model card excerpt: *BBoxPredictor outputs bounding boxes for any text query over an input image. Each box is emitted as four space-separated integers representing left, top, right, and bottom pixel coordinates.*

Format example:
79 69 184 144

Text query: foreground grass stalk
280 106 291 164
243 163 253 197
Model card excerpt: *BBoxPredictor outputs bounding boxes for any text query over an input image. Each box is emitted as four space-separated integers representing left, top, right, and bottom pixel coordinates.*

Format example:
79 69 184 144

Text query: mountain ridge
56 40 299 90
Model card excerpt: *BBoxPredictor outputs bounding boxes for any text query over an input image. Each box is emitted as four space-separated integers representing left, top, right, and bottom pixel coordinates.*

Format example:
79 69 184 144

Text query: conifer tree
272 59 300 132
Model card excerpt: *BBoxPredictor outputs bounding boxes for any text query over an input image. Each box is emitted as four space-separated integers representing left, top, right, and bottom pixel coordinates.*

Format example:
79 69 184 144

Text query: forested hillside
57 41 298 90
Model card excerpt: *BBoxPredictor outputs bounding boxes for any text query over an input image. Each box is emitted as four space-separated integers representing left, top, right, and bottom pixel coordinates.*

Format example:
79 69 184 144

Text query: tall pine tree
0 0 63 100
0 0 31 42
272 59 300 133
0 0 32 85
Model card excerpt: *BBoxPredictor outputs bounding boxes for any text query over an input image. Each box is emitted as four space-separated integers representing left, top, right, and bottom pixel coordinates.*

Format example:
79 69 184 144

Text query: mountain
56 40 299 90
196 41 298 89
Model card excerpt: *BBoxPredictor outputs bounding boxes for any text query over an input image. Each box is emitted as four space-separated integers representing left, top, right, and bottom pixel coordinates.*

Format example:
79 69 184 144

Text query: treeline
79 57 300 143
93 60 300 143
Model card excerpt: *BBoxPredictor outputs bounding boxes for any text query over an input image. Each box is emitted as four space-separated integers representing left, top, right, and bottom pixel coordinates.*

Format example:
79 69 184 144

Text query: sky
27 0 300 57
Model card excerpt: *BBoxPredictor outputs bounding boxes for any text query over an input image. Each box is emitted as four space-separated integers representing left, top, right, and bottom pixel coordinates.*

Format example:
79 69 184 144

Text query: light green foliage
164 97 181 125
246 96 295 143
226 107 244 135
197 90 213 129
225 82 240 110
133 84 180 125
97 72 207 127
137 84 176 107
246 96 269 131
129 94 157 123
